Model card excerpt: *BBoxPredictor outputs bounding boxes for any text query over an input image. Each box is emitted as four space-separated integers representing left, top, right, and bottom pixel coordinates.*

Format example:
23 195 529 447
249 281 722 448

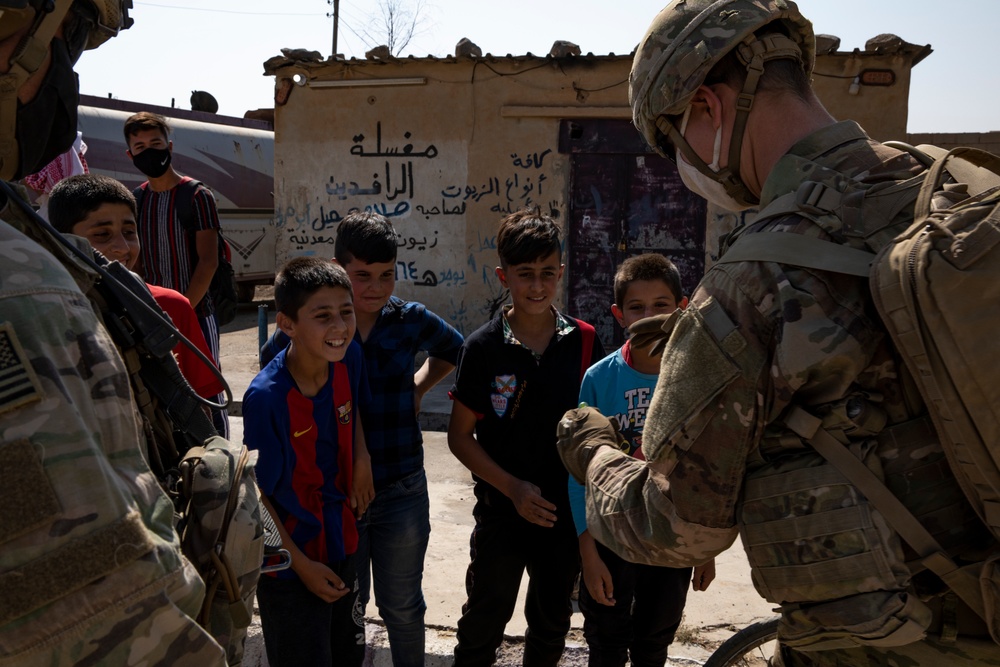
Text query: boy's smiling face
71 202 140 270
496 250 564 317
279 285 356 365
342 258 396 317
612 279 686 331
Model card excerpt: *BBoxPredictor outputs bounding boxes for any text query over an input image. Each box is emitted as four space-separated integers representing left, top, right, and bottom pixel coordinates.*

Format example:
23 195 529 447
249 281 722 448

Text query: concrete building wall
813 51 920 142
270 55 632 334
267 44 924 334
907 131 1000 156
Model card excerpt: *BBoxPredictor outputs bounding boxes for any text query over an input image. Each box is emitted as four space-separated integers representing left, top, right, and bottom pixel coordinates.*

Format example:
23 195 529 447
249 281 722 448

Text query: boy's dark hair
275 256 353 319
496 206 561 267
123 111 171 145
613 253 683 307
333 211 398 265
48 174 137 234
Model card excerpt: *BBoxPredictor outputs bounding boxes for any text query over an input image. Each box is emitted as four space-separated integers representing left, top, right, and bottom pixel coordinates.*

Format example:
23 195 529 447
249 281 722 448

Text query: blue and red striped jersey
243 340 370 576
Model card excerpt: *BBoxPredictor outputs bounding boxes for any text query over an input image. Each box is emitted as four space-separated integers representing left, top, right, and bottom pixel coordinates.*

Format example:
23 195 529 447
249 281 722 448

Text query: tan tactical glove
557 407 628 484
627 313 675 357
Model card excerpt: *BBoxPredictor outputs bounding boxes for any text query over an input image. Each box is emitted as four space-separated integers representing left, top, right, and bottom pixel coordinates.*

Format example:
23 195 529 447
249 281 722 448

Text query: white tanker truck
77 94 276 300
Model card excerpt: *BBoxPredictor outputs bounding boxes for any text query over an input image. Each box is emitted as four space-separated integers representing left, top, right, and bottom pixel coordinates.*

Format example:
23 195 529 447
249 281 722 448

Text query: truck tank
77 95 276 298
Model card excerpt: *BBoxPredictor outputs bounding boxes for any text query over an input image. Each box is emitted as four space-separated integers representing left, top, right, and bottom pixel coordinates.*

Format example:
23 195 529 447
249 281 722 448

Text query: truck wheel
238 282 257 303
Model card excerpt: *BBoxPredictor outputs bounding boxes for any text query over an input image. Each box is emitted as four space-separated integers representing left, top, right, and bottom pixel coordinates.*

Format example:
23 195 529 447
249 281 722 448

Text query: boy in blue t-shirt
244 257 374 667
260 212 463 667
569 254 716 667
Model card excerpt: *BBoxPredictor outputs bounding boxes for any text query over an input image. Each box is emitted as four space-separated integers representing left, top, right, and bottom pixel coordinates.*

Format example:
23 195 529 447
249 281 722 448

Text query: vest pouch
778 590 931 650
740 446 931 648
979 552 1000 643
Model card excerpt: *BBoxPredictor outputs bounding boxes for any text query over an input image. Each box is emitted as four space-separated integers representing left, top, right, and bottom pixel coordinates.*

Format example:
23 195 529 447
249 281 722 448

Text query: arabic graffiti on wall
276 121 564 335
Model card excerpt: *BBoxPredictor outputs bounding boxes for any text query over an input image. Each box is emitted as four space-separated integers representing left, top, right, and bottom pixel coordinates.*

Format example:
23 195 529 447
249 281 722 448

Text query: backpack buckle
795 181 842 215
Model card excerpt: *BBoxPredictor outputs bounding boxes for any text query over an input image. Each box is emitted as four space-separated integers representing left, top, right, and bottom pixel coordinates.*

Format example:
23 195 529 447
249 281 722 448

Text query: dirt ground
221 300 776 666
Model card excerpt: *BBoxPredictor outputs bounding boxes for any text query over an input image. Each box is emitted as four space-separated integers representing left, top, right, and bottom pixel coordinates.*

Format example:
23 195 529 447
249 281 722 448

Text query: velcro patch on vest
0 510 156 626
0 438 61 543
0 322 43 415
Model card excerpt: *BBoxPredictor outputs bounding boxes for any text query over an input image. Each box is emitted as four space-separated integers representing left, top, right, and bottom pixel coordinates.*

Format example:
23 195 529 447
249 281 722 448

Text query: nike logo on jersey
293 426 314 438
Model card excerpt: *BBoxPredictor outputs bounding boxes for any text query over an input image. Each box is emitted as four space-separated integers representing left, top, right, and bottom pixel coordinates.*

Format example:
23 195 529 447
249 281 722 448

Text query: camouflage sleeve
576 291 765 567
0 220 225 666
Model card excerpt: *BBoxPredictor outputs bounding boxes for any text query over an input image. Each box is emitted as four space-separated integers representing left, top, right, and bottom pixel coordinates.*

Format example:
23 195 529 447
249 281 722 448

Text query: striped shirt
136 177 221 317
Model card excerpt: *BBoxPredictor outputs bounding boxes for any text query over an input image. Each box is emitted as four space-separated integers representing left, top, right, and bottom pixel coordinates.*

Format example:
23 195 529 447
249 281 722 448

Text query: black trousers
256 556 365 667
454 502 580 667
578 540 692 667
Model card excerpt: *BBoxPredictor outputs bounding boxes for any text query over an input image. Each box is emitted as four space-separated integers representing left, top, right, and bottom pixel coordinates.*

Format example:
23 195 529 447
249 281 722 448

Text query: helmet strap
722 32 806 206
654 31 806 209
0 0 74 180
655 99 759 208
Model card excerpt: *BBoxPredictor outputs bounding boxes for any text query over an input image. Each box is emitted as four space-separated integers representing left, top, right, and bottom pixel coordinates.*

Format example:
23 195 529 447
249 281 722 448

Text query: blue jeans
356 468 430 667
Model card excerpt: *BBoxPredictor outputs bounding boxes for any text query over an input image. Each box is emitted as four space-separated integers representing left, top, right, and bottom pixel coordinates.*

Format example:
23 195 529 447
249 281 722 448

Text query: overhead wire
134 1 317 16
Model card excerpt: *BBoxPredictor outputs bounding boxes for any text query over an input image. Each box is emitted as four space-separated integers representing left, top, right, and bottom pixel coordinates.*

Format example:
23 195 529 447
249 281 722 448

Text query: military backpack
718 145 1000 649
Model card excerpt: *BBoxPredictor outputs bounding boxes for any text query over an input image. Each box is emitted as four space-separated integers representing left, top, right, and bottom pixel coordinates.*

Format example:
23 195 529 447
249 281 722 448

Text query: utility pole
326 0 340 57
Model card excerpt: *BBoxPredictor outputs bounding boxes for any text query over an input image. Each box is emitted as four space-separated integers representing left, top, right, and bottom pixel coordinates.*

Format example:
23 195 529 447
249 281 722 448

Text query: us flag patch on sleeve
0 323 43 415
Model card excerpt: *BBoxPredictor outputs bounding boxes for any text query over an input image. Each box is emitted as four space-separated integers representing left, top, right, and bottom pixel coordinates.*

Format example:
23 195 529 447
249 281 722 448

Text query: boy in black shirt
449 207 604 666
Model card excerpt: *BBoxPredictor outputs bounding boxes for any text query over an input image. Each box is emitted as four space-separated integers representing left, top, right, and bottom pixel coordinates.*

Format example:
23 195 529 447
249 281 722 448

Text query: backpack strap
717 231 875 278
785 405 988 621
173 178 203 234
132 183 146 215
578 320 596 382
914 147 1000 219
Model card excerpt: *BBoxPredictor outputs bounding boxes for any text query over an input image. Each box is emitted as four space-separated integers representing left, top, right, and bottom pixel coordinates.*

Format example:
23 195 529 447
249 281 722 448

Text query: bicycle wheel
703 618 780 667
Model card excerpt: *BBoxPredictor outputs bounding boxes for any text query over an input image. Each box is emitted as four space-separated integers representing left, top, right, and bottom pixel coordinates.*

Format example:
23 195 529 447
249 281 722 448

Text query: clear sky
75 0 997 133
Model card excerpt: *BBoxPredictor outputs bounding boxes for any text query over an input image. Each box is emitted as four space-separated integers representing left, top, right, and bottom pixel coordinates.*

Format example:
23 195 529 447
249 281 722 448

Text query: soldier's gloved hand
628 313 675 357
558 407 628 484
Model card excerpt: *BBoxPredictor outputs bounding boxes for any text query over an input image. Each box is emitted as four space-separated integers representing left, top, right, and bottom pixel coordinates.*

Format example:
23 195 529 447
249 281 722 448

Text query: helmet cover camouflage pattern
0 0 132 49
629 0 815 153
79 0 134 49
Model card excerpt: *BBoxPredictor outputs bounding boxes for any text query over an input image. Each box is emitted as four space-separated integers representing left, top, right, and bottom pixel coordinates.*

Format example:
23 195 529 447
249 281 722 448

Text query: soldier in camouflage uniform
0 1 226 665
558 1 1000 664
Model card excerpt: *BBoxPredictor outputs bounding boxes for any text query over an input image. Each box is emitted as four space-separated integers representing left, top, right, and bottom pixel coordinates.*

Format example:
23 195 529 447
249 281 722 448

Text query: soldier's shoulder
0 220 81 295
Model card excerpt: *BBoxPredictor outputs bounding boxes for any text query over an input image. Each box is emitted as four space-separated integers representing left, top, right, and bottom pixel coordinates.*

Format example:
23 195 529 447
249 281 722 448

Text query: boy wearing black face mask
124 111 229 437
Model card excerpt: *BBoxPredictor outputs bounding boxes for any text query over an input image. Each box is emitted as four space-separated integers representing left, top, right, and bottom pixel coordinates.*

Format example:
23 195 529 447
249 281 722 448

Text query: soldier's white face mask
674 105 751 212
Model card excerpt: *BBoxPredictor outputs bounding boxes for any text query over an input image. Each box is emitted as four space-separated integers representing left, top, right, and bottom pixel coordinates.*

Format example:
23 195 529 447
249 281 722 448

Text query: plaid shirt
360 296 463 490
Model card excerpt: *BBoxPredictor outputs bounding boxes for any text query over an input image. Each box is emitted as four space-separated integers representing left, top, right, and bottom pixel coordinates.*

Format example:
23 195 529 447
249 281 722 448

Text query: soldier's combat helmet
629 0 814 207
0 0 133 180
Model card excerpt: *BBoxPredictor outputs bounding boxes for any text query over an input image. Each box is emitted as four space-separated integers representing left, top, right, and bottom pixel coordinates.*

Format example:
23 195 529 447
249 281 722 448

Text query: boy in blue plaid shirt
262 212 463 665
